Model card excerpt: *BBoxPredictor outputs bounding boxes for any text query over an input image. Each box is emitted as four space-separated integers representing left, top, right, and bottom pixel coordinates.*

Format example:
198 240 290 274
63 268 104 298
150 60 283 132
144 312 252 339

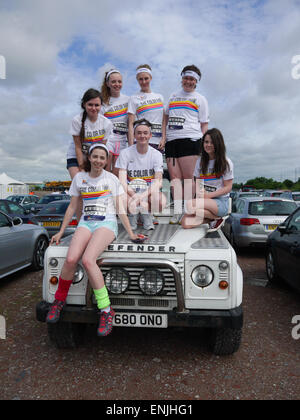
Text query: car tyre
210 327 242 355
47 322 86 349
32 235 49 270
266 249 281 284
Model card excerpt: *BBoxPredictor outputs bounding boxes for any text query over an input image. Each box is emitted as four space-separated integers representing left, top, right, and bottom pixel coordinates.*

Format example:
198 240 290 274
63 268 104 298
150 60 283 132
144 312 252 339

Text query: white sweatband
181 70 200 82
106 69 121 81
136 67 152 77
88 143 109 155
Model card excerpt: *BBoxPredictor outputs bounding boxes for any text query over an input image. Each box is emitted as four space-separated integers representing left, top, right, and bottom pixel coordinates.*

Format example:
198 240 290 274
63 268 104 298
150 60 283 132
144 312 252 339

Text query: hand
50 231 64 245
130 233 148 244
158 139 165 150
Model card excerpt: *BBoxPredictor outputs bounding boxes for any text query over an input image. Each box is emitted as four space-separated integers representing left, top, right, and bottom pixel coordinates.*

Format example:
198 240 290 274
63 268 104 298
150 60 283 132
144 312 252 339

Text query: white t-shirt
69 170 124 222
194 157 233 197
115 144 163 192
165 89 209 142
100 94 129 143
67 112 113 158
128 92 164 145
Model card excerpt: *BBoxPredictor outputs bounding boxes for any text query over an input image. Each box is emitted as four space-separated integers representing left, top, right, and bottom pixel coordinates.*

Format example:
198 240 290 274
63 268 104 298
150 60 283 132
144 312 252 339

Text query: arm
115 194 138 240
158 113 167 150
118 169 135 198
73 135 85 171
200 122 208 136
204 179 233 199
50 196 80 245
127 113 136 146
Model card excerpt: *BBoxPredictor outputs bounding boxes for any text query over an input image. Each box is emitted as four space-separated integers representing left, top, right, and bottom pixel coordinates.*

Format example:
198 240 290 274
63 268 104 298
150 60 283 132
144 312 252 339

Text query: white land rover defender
37 213 243 355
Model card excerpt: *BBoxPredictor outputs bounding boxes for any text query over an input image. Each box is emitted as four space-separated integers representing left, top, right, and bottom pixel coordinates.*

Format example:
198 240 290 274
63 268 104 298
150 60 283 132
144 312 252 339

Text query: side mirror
12 217 23 226
277 225 287 234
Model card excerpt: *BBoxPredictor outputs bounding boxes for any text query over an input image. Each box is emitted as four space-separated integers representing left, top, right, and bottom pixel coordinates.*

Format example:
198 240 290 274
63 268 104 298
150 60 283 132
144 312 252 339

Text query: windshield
7 196 23 203
39 201 69 214
249 200 297 216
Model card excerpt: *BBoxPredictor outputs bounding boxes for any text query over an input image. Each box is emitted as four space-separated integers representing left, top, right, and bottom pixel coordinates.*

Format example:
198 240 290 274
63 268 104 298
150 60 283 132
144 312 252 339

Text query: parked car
266 206 300 293
6 194 40 211
223 197 297 248
280 191 300 206
0 199 38 225
35 200 77 238
0 210 49 279
262 190 287 197
232 191 260 208
30 194 70 214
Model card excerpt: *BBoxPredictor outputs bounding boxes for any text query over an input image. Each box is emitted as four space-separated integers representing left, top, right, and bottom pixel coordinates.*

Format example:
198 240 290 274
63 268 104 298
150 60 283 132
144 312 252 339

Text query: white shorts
107 140 127 157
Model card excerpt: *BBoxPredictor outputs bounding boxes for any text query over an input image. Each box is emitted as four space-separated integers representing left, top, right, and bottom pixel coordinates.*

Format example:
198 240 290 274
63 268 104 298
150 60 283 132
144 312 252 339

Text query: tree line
233 177 300 191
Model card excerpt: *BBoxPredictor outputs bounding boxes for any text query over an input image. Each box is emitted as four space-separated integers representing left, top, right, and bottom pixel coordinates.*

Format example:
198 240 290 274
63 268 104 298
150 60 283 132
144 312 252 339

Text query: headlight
191 265 214 288
49 258 58 268
73 265 84 284
105 268 130 294
139 269 164 295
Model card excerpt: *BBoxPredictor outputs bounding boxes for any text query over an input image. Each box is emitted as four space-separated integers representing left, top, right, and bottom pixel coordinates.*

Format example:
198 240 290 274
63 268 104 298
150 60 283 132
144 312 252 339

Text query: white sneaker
140 213 154 230
169 213 182 225
129 214 138 230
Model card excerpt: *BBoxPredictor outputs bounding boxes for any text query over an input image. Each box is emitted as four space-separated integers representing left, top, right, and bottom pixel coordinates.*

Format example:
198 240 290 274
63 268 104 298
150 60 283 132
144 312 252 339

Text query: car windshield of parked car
37 195 63 204
6 195 23 204
39 201 69 215
249 200 297 216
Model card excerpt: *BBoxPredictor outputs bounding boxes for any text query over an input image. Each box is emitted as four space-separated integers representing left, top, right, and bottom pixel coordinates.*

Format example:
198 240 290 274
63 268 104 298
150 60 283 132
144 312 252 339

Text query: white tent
0 173 29 199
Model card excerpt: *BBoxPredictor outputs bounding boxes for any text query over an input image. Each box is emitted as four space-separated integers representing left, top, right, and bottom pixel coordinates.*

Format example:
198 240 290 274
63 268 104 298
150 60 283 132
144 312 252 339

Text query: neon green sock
93 286 111 310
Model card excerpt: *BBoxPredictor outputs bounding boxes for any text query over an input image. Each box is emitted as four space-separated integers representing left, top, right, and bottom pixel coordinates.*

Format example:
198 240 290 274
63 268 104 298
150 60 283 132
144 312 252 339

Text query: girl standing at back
100 70 129 175
127 64 165 151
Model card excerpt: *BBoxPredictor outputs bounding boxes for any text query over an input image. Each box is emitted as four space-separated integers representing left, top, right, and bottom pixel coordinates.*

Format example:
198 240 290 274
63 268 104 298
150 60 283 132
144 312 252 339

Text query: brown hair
100 70 122 105
200 128 229 176
136 64 152 72
181 64 201 80
79 89 102 144
83 145 109 172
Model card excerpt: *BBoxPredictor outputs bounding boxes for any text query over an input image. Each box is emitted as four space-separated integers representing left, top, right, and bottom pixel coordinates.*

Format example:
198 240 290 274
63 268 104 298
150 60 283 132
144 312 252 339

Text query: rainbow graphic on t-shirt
199 173 222 181
84 134 105 144
127 175 154 184
81 190 112 201
136 102 163 115
104 107 128 120
169 100 198 113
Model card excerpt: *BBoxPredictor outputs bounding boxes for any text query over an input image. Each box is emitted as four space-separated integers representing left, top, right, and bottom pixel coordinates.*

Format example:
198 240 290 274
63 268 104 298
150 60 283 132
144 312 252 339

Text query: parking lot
0 246 299 400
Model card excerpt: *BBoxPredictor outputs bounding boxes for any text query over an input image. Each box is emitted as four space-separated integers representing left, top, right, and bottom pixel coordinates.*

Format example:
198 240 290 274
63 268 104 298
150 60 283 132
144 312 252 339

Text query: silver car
223 197 297 248
280 191 300 207
0 210 49 279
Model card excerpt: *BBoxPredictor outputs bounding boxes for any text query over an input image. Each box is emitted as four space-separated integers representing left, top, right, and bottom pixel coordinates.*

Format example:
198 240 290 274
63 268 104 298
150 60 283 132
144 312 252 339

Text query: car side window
0 202 7 213
7 202 25 215
235 199 244 213
287 211 300 232
0 213 10 228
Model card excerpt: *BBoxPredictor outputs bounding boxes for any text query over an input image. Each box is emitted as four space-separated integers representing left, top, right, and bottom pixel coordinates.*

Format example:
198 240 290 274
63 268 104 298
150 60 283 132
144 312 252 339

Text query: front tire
32 235 49 270
266 249 281 284
210 327 242 355
47 322 86 349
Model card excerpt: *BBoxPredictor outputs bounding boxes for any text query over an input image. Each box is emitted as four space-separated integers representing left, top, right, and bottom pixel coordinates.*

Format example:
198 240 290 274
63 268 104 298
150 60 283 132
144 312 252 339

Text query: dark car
35 200 77 238
6 194 40 211
266 206 300 293
31 194 70 214
0 199 38 225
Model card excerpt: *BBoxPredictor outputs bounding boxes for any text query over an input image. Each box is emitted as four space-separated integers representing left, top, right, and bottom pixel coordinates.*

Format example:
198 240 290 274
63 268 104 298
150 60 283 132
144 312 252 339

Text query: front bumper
36 301 243 329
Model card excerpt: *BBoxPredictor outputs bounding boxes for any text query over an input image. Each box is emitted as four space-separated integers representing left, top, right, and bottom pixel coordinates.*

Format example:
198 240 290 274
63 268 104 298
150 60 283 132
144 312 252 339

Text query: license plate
265 224 277 231
113 312 168 328
42 221 60 227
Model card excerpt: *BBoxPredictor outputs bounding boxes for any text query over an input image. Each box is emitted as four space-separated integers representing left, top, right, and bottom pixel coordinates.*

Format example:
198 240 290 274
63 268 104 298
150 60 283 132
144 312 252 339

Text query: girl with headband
46 144 140 337
162 65 209 224
100 69 129 175
127 64 165 152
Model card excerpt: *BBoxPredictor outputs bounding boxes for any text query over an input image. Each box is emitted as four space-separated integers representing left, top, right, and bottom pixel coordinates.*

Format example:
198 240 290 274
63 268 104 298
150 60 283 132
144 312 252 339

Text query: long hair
200 128 229 176
79 88 102 144
100 70 121 105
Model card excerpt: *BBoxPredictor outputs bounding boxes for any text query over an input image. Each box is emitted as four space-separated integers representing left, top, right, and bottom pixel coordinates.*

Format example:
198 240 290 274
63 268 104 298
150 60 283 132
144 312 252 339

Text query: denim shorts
78 220 118 237
214 196 229 217
66 158 79 169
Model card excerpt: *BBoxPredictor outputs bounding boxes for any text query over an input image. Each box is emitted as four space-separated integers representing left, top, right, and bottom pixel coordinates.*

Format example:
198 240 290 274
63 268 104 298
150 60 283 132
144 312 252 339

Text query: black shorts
165 138 201 159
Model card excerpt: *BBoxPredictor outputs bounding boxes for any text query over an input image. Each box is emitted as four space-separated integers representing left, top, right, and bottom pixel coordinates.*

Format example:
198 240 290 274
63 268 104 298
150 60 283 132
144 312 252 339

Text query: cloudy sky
0 0 300 184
